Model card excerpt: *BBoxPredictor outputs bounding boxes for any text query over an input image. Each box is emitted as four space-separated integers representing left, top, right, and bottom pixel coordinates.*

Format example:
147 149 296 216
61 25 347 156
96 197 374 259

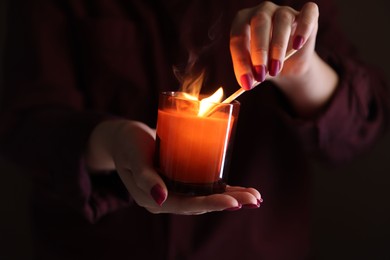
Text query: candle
155 91 240 195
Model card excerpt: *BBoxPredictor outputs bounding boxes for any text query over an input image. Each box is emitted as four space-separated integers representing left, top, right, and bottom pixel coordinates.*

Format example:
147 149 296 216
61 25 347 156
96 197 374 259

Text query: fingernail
293 35 304 50
150 184 166 206
240 74 253 90
224 204 242 211
242 203 260 209
258 198 263 204
269 59 281 76
253 65 266 83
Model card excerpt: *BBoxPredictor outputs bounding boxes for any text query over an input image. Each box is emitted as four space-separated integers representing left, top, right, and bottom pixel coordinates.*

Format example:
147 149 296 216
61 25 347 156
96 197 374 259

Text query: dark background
0 1 389 259
313 1 390 259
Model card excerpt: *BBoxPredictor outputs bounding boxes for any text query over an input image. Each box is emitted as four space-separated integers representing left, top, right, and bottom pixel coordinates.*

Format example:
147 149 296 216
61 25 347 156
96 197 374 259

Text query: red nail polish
293 35 304 50
242 203 260 209
269 59 280 76
224 204 242 211
240 74 253 90
150 184 166 206
253 65 266 83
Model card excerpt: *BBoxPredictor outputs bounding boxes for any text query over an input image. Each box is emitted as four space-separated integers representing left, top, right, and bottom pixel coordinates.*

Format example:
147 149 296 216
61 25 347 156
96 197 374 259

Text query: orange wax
156 109 235 184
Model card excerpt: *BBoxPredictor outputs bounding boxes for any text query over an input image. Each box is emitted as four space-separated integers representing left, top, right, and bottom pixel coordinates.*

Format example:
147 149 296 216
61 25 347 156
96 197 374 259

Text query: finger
119 166 168 207
147 193 240 215
269 6 297 76
133 166 168 206
121 123 168 206
225 186 263 208
250 2 277 83
292 2 319 50
224 191 259 208
226 185 262 202
230 8 254 90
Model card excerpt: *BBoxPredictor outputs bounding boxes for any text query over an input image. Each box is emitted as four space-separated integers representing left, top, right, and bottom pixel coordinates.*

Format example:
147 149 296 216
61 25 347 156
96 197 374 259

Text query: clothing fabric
1 0 388 259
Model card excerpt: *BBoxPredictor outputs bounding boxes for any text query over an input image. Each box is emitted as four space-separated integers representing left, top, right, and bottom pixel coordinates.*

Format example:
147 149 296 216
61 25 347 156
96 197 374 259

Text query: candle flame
182 93 199 101
181 88 224 117
198 87 223 117
177 65 224 117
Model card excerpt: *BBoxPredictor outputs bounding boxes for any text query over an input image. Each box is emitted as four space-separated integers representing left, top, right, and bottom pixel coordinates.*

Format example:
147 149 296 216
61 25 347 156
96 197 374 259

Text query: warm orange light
181 87 224 117
156 90 239 189
198 87 223 117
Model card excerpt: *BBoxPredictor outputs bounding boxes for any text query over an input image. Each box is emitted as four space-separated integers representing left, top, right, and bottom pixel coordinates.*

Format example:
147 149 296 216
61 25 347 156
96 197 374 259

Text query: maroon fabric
1 0 388 259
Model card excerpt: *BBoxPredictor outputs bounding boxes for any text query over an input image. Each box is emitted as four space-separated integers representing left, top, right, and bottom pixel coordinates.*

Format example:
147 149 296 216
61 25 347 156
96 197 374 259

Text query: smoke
173 51 205 98
173 12 224 99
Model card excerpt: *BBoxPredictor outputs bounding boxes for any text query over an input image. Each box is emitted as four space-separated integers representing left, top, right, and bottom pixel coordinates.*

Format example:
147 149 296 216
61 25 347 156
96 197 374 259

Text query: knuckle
234 8 251 21
251 10 270 28
305 2 319 15
274 8 294 24
259 1 275 10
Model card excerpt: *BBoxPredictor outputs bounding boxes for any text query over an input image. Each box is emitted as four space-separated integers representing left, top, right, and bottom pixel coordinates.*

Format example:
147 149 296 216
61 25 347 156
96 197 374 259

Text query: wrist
275 52 339 118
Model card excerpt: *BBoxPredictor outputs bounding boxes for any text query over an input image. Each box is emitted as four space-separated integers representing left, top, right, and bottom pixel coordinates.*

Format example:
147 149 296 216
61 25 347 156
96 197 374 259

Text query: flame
177 66 223 117
198 87 224 117
182 93 198 101
181 88 224 117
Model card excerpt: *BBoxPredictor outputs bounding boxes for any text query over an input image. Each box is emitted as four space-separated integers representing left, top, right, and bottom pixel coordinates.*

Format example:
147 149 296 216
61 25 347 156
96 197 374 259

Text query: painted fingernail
240 74 253 90
253 65 266 83
269 59 281 76
150 184 166 206
293 35 304 50
243 203 260 209
224 204 242 211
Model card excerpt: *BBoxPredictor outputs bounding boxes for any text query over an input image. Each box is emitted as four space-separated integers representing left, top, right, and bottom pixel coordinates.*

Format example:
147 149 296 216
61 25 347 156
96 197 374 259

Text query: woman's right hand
86 119 262 215
230 2 338 117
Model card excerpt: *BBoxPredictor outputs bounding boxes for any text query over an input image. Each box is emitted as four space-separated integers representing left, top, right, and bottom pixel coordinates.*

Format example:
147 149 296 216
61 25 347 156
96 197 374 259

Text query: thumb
118 165 168 207
136 166 168 206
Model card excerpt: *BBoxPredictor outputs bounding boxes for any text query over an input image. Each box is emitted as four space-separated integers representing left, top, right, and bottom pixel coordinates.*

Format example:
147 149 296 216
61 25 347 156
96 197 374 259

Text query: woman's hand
86 120 262 215
230 1 338 117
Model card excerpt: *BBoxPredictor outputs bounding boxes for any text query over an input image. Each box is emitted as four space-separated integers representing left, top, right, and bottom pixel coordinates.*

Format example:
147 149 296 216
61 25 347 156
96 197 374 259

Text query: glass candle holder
154 91 240 196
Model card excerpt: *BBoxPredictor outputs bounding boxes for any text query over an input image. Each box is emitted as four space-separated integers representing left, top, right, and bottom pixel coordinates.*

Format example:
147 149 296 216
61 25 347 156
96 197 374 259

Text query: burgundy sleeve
0 0 131 222
285 0 390 164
